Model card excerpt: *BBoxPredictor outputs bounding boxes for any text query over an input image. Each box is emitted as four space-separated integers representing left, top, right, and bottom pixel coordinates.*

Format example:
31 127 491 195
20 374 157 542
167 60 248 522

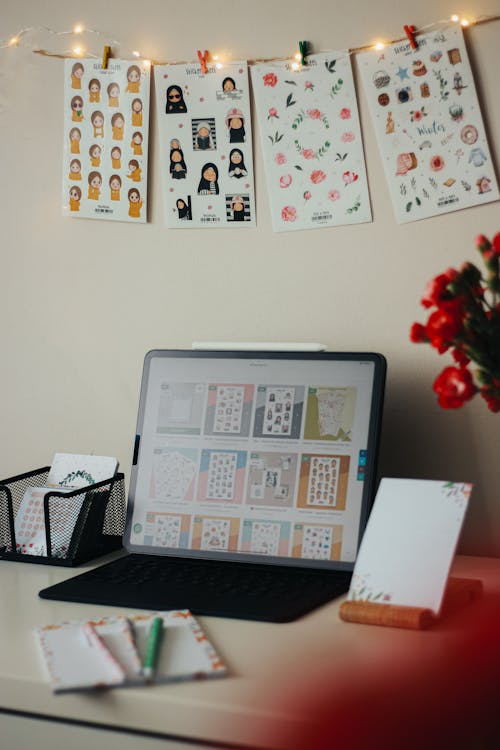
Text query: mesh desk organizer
0 467 125 566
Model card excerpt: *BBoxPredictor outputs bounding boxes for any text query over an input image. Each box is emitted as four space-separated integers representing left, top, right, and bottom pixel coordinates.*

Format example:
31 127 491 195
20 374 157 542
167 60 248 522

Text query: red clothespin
403 25 418 50
197 49 209 74
102 45 111 70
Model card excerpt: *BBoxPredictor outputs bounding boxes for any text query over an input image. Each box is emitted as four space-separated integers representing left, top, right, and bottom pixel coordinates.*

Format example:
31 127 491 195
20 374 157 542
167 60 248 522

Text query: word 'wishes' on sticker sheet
154 61 256 228
251 52 372 231
358 25 499 223
63 59 150 223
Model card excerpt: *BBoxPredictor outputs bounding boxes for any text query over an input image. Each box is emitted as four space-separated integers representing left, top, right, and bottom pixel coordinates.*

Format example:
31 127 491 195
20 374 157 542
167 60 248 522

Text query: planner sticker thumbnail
191 515 240 551
297 454 350 511
204 384 254 437
253 385 305 439
157 382 206 435
358 25 499 223
154 61 256 227
292 523 343 560
304 387 356 441
246 451 298 507
142 512 191 548
197 449 247 502
251 52 371 231
151 448 198 501
63 59 150 222
250 521 281 555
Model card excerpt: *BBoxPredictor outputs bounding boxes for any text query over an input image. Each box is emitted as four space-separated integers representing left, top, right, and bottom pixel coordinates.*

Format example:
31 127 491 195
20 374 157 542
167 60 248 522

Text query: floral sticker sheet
63 59 150 222
154 61 255 228
250 52 371 231
358 25 499 223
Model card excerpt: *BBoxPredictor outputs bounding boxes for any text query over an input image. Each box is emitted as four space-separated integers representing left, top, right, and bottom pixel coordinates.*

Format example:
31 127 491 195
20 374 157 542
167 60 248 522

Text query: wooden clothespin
403 25 418 50
197 49 209 74
298 40 309 66
102 45 111 70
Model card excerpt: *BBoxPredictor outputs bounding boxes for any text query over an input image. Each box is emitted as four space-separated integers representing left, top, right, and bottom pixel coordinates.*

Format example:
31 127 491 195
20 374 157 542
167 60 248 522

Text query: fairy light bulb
451 14 460 22
216 63 223 69
142 59 151 68
73 45 83 56
9 36 19 46
460 18 470 26
291 61 300 71
132 50 140 57
73 24 84 34
374 41 385 51
294 52 301 61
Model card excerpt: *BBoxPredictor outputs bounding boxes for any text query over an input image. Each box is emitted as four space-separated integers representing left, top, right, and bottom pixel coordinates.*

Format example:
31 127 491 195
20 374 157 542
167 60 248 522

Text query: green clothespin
298 41 309 66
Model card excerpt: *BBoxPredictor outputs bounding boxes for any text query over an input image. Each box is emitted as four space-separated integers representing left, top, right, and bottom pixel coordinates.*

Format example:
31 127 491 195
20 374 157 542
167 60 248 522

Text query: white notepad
347 478 472 615
37 610 227 693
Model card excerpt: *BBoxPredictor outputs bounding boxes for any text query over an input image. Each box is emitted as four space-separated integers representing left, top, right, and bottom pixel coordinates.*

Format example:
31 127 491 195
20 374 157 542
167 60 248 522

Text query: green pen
143 616 164 682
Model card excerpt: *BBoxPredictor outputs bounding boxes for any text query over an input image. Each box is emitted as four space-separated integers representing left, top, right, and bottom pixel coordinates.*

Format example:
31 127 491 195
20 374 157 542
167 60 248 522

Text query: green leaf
284 80 297 85
294 165 303 171
416 196 421 206
286 93 296 108
406 202 413 212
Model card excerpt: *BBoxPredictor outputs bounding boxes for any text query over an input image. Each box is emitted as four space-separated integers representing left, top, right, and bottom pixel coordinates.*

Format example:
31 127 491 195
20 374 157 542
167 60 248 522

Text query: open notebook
40 349 386 621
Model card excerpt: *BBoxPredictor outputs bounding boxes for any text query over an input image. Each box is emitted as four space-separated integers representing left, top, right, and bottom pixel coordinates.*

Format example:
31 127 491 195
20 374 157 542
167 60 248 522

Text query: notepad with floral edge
339 479 477 629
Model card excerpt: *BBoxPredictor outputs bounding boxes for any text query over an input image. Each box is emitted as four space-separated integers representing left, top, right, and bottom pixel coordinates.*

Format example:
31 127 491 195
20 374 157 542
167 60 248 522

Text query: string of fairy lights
1 13 499 69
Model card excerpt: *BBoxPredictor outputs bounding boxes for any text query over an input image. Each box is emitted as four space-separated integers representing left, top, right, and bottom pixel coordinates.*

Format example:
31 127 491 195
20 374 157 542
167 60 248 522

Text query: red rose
426 308 463 353
492 232 500 255
421 268 458 308
263 72 278 87
480 386 500 412
451 347 470 367
409 322 428 343
475 234 491 252
433 366 476 409
310 169 326 184
307 108 322 120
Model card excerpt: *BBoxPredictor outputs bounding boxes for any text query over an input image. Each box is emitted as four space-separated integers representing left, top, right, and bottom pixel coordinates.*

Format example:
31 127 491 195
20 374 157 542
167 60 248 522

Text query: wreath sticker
291 108 331 161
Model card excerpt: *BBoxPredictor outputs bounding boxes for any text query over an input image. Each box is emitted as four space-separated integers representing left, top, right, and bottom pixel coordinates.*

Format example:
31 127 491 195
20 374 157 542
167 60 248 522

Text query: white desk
1 554 499 750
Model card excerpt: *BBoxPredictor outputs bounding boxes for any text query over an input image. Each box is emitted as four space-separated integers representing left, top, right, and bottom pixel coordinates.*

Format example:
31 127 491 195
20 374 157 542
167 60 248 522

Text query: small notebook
36 610 227 693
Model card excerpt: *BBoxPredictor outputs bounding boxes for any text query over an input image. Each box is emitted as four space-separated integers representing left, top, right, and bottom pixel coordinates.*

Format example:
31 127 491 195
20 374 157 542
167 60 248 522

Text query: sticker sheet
249 521 281 556
197 449 247 503
251 52 371 231
153 514 182 547
154 61 256 227
292 522 343 561
358 25 499 223
204 383 254 437
191 515 240 551
246 452 297 507
150 448 198 501
306 455 340 507
304 387 356 441
63 59 150 222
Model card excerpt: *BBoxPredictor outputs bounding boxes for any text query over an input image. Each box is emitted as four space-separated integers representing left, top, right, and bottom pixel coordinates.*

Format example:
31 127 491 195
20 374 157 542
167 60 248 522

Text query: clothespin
403 25 418 50
102 45 111 70
298 40 309 66
197 49 209 74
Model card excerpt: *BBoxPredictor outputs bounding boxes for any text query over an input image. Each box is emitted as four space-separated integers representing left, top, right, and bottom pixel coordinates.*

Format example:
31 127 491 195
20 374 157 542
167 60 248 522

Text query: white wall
2 0 500 555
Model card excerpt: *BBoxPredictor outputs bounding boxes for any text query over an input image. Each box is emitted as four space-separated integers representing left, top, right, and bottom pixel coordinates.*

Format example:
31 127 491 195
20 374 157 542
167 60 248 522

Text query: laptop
40 349 386 622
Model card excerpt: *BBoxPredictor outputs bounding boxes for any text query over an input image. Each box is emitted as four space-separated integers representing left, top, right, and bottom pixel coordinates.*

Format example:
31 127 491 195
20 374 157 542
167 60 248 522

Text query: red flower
426 308 463 353
492 233 500 255
433 367 476 409
452 348 470 367
281 205 297 222
409 322 428 343
307 108 322 120
310 169 326 184
421 268 458 308
481 387 500 412
263 72 278 87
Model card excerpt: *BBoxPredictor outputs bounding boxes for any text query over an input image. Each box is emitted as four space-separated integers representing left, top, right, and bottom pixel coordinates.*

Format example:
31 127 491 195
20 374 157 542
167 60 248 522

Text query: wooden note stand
339 577 484 630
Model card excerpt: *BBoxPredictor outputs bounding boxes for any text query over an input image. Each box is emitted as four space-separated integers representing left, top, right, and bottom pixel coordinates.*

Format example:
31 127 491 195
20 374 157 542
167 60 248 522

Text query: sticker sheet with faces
358 25 499 223
214 385 244 434
63 59 150 222
154 61 256 227
306 456 340 506
264 387 295 436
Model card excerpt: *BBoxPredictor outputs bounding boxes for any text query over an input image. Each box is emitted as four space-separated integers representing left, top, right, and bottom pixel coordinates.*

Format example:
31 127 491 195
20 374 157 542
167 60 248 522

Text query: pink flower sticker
339 108 351 119
263 72 278 87
342 170 359 184
310 169 326 184
274 152 287 165
268 107 279 120
301 148 315 160
281 206 297 222
341 132 355 143
307 108 322 120
328 189 341 201
279 174 292 188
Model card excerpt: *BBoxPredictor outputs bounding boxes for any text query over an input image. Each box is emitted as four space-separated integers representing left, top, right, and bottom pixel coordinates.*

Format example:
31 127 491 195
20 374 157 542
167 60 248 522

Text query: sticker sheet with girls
63 58 150 223
154 60 255 227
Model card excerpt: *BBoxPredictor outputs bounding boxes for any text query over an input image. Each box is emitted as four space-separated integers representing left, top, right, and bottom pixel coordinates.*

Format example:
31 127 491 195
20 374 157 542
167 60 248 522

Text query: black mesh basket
0 467 125 566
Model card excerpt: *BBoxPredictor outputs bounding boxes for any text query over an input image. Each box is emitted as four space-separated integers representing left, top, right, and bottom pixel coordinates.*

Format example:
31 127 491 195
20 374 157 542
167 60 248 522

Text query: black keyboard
39 554 352 622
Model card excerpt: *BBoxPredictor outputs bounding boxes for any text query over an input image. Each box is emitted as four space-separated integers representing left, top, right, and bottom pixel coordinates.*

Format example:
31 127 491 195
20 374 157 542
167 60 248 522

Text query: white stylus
191 342 328 351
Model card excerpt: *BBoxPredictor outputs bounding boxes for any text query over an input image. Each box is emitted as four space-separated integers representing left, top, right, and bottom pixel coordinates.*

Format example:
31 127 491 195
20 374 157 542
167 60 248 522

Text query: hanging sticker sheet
63 59 150 222
250 52 371 231
358 25 499 223
154 61 256 227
